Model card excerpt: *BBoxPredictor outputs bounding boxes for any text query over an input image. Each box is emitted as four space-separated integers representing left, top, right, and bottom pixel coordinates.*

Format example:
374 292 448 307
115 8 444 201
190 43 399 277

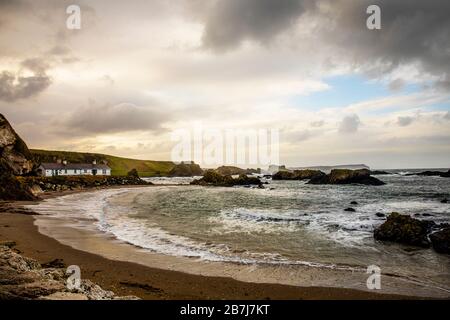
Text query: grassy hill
30 149 175 177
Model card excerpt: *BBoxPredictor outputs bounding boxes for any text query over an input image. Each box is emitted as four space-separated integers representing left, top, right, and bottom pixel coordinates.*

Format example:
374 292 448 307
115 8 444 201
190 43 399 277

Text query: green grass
30 149 175 177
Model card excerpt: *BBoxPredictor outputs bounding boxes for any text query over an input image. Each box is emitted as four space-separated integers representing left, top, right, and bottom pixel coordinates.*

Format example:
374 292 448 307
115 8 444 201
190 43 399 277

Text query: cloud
397 116 415 127
0 71 51 102
388 79 405 92
57 102 170 135
310 120 325 127
444 112 450 121
199 0 450 90
202 0 310 51
338 114 360 134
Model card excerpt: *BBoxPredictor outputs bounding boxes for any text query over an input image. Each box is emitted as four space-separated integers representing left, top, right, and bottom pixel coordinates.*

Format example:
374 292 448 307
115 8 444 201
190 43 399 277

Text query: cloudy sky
1 0 449 169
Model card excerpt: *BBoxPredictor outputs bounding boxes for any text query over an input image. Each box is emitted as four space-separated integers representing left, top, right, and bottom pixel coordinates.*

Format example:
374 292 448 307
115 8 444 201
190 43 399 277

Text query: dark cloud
397 116 414 127
200 0 450 90
58 102 170 135
202 0 311 51
339 114 360 134
0 70 51 102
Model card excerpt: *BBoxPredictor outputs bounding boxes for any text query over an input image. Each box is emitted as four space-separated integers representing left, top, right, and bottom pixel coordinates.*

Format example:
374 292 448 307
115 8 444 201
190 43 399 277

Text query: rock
408 170 450 178
168 162 203 177
0 241 16 248
441 199 448 204
0 114 36 175
429 228 450 254
350 201 358 205
344 208 356 212
41 259 65 269
127 168 139 178
369 170 392 175
214 166 247 176
190 170 262 187
308 169 385 186
0 245 139 300
373 212 432 248
272 169 325 181
375 212 386 218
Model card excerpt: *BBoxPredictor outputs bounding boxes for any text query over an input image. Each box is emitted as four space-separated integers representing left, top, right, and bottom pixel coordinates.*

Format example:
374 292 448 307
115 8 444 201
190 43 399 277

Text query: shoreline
0 187 437 300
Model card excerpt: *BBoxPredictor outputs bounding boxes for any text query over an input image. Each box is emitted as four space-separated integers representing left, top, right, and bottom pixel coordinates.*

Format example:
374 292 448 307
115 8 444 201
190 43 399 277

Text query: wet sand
0 189 425 300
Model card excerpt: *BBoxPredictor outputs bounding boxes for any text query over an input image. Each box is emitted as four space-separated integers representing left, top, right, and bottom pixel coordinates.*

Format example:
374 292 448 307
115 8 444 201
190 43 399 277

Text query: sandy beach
0 187 427 300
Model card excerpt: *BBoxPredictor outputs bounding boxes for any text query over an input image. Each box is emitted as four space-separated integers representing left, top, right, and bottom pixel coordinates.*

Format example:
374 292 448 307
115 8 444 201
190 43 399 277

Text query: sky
0 0 449 169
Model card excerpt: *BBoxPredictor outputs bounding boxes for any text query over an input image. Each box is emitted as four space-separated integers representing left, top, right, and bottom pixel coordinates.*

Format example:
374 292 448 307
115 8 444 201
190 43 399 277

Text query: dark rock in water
409 169 450 178
375 212 386 218
190 170 262 187
214 166 260 176
168 162 203 177
429 228 450 254
308 169 385 186
272 169 325 181
344 207 356 212
350 201 358 205
374 212 433 248
422 213 433 217
370 170 391 175
441 199 448 204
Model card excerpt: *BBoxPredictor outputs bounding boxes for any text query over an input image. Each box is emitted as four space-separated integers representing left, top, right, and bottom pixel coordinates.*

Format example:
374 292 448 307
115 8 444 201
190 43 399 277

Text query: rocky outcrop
370 170 392 175
168 162 203 177
0 159 36 201
214 166 260 176
374 213 435 248
0 114 35 175
0 114 39 201
407 170 450 178
272 169 325 181
190 170 262 187
0 244 139 300
19 175 151 194
430 228 450 254
308 169 385 186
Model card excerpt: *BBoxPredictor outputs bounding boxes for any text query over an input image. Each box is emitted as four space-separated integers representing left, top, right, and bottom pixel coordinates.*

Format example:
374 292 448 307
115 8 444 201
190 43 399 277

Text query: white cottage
38 160 111 177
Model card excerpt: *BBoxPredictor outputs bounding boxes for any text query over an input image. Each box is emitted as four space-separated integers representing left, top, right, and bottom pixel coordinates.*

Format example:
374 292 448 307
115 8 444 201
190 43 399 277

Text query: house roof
39 163 110 170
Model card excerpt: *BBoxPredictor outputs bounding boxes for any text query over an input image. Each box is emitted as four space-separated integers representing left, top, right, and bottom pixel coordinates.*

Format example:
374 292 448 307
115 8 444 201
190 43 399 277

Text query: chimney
92 160 97 165
62 160 67 165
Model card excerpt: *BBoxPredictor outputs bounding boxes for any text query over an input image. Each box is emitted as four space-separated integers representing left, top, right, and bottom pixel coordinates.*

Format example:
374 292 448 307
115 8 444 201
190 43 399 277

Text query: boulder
344 208 356 212
429 228 450 254
190 170 262 187
214 166 246 176
441 199 448 204
272 169 325 181
308 169 385 186
373 212 433 248
168 162 203 177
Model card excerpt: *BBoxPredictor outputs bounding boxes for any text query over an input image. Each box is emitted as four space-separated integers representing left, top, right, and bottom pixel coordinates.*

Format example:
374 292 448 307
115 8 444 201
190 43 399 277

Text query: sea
26 169 450 297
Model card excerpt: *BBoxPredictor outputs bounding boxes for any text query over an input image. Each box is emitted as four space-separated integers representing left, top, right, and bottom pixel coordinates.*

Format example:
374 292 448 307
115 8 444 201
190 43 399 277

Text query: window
65 169 67 174
103 169 106 174
74 169 77 174
84 169 87 173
